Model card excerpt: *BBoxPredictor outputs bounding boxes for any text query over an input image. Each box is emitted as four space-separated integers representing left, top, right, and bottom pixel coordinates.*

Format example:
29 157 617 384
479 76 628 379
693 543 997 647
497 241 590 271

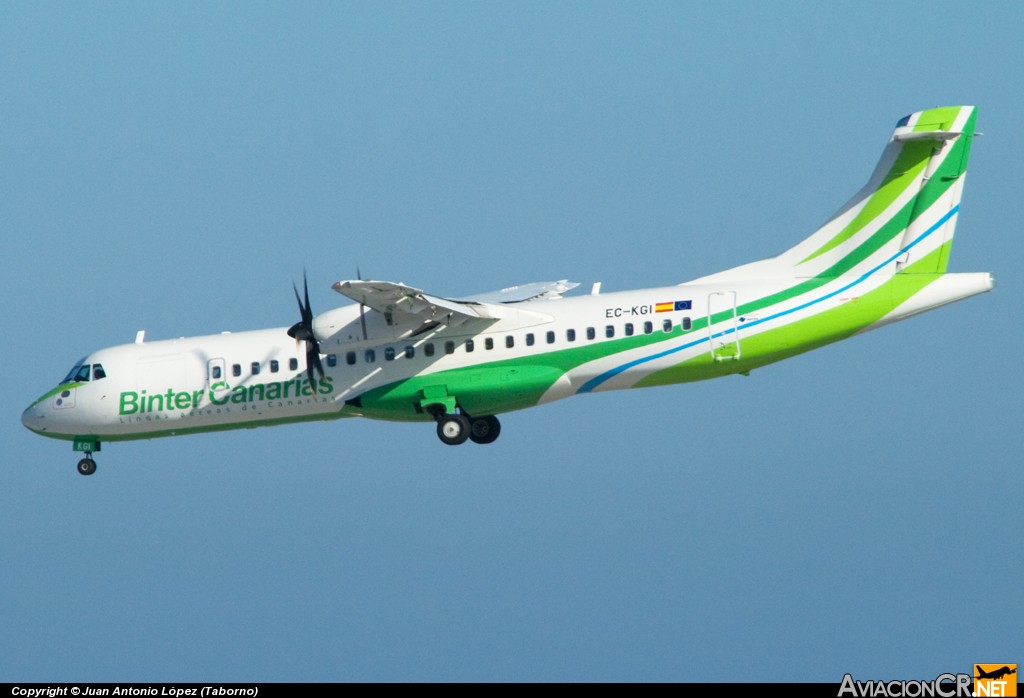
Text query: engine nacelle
312 305 429 352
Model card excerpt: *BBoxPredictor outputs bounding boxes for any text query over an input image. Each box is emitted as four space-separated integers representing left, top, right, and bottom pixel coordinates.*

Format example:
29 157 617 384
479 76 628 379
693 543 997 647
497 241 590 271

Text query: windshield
61 359 90 384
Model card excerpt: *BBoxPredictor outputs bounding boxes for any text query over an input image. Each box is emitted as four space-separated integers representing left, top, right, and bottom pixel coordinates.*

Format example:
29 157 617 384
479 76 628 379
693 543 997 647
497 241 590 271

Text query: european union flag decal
656 299 694 312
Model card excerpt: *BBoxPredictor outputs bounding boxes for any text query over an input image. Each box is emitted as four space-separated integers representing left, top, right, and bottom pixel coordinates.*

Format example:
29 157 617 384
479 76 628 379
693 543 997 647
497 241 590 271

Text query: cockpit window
60 360 106 383
62 359 90 384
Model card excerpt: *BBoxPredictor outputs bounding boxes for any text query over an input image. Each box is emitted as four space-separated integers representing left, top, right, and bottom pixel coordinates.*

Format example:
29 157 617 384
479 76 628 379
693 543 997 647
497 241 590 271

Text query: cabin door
707 291 741 361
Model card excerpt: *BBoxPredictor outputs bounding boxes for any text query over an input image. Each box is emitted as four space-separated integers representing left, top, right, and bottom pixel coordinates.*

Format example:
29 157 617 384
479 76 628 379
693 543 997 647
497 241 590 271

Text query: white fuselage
21 271 992 445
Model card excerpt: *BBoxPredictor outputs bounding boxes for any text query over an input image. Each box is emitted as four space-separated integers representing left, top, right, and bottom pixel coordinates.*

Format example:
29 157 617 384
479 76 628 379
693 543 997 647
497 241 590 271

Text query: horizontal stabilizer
686 106 977 285
892 129 961 142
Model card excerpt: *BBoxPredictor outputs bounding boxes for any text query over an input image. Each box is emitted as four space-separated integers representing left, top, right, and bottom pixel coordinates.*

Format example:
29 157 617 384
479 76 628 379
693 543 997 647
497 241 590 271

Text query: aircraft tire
469 415 501 444
437 414 471 446
77 458 97 476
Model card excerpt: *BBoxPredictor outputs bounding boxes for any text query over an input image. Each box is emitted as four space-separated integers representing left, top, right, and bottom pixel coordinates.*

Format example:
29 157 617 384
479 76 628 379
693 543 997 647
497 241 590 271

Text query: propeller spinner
287 274 325 389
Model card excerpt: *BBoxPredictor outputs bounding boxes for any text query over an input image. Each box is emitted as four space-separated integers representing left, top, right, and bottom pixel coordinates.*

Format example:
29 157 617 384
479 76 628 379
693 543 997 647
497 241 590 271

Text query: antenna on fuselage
134 330 146 344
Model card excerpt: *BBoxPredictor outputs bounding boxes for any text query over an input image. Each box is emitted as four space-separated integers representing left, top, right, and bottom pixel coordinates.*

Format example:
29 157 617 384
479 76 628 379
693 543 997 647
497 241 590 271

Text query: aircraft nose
21 403 43 432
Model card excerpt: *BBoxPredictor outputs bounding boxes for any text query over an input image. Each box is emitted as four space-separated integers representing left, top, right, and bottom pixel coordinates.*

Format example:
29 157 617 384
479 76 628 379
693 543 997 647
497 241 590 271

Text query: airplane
976 666 1017 681
22 105 993 475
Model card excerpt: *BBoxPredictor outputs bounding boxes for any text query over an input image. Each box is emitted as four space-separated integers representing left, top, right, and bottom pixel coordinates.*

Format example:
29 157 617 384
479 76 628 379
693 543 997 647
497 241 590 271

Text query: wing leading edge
331 278 579 329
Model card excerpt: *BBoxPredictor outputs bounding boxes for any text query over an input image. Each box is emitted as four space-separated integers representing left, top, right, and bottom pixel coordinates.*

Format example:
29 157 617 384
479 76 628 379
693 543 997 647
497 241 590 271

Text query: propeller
287 273 325 389
357 265 368 341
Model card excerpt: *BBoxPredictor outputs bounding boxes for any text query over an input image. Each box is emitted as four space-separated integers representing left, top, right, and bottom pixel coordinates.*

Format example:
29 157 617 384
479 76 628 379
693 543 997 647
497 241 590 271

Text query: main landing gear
77 454 97 476
434 411 501 446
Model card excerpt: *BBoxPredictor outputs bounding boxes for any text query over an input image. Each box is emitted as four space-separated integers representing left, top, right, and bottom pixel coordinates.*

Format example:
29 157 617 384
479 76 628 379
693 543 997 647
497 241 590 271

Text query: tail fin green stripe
910 108 976 273
800 140 933 265
797 106 974 269
913 106 962 132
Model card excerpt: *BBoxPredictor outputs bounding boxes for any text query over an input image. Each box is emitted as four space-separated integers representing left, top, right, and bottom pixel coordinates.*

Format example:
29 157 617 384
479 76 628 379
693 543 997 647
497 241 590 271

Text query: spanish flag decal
656 300 692 312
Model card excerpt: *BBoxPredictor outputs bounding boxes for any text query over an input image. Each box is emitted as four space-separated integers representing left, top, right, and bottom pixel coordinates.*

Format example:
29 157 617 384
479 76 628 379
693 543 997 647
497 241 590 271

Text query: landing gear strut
77 454 97 476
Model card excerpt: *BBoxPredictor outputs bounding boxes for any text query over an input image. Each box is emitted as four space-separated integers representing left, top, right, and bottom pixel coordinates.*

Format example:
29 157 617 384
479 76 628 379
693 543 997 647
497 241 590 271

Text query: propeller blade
293 282 305 317
305 346 324 389
289 272 325 391
305 356 315 389
302 272 313 325
356 265 368 340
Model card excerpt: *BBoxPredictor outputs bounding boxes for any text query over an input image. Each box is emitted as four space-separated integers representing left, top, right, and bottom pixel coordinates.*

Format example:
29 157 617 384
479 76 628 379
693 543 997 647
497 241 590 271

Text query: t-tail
686 105 991 350
787 105 977 279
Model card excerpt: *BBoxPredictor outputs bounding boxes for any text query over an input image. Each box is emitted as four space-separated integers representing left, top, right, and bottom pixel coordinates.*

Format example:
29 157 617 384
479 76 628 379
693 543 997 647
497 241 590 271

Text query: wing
458 279 580 304
331 279 491 329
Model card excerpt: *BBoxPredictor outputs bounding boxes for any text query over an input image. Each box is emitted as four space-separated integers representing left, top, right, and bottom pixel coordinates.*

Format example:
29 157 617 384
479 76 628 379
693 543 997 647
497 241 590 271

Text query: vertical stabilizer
784 106 976 278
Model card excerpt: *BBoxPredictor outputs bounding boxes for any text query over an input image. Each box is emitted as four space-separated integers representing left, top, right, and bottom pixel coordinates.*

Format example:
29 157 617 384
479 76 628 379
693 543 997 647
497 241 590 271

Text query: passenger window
290 357 299 371
526 333 535 346
232 364 241 377
365 349 375 363
405 345 415 359
605 325 615 338
682 316 692 331
444 341 455 355
384 347 395 361
270 360 279 373
567 329 576 342
624 323 634 336
506 336 515 349
251 362 261 375
485 337 494 350
643 321 653 334
212 366 222 379
92 364 106 380
465 339 474 353
546 331 555 344
424 343 435 357
662 319 672 332
586 327 596 340
326 354 337 368
345 351 356 365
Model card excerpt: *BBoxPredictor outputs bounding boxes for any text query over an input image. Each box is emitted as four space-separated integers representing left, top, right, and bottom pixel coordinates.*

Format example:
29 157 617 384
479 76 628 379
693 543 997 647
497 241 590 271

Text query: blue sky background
2 1 1020 682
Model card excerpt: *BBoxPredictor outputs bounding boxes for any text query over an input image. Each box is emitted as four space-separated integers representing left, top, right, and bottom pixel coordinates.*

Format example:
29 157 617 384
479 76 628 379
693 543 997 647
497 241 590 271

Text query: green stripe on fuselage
32 382 86 407
31 408 357 443
355 327 698 420
636 242 951 388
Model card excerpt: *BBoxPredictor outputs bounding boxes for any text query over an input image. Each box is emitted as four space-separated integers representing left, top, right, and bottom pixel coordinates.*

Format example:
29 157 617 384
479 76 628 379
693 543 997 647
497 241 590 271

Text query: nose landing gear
77 454 97 476
72 439 101 476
